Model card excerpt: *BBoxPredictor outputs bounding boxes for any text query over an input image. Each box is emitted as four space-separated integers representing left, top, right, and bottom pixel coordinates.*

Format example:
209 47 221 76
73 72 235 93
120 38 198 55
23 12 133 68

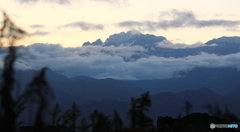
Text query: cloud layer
18 0 70 4
4 43 240 80
29 24 45 28
118 9 240 31
18 0 127 5
31 30 49 36
63 22 104 31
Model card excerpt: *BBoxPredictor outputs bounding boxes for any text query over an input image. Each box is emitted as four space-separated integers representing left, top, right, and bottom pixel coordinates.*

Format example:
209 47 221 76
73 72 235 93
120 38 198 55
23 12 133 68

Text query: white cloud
2 43 240 80
156 40 217 49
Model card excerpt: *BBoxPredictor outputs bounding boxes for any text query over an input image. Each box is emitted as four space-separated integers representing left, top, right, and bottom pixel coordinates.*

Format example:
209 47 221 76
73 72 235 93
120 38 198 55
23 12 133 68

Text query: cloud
90 0 128 5
117 9 240 31
18 0 70 4
29 24 45 28
156 40 217 49
63 22 104 31
18 0 38 3
18 0 128 5
91 0 118 3
31 30 49 36
6 43 240 80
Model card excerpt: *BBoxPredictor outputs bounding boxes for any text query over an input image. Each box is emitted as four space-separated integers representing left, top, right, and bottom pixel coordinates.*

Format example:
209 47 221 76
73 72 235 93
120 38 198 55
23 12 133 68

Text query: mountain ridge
14 68 240 125
82 30 240 58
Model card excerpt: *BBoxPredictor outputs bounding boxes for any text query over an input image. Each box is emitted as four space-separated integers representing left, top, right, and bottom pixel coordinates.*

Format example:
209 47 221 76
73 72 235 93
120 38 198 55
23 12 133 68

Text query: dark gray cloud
18 0 70 5
31 30 49 36
5 43 240 80
118 10 240 31
63 22 104 31
29 24 45 28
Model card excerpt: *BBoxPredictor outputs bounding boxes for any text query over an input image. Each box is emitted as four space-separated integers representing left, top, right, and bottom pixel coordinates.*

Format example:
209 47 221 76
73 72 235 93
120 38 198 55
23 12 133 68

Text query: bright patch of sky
0 0 239 47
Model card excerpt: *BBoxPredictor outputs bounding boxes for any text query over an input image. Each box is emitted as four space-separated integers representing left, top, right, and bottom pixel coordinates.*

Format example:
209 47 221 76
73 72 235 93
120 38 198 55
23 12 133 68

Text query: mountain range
11 67 240 125
82 29 240 59
1 29 240 125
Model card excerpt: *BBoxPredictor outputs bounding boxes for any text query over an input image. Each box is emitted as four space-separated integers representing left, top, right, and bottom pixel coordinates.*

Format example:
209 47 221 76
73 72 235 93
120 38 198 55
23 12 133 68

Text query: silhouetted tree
50 102 61 126
14 99 27 128
89 110 111 132
203 103 240 125
0 46 17 132
203 103 240 129
0 11 28 132
127 92 153 132
157 116 174 132
203 103 222 117
23 68 54 132
177 113 181 119
78 117 90 132
137 92 153 131
61 109 72 131
128 97 138 130
184 100 192 116
61 102 80 131
70 102 81 131
222 111 239 123
111 110 123 132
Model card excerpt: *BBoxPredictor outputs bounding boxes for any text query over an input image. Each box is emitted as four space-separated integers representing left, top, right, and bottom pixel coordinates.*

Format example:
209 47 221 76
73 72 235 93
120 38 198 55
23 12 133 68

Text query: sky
0 0 240 80
0 0 240 47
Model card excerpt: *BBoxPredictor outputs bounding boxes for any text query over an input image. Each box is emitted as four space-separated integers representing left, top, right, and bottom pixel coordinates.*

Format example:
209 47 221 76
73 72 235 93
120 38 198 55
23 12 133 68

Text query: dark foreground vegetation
0 11 240 132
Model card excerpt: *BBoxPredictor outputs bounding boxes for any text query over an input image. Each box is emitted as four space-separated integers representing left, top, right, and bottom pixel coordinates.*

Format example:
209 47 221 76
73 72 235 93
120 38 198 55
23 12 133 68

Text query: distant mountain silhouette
82 30 240 59
60 87 240 125
50 80 135 102
8 66 240 102
125 67 240 95
151 87 240 123
69 75 98 82
11 68 240 125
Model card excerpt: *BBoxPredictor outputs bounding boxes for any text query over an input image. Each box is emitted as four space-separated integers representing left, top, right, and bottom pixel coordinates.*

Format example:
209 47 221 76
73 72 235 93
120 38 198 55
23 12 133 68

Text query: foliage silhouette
0 11 28 132
22 67 54 132
60 102 81 131
127 92 153 132
111 110 124 132
184 100 192 116
203 104 239 124
50 102 61 126
89 110 111 132
203 103 222 117
222 105 239 123
78 117 90 132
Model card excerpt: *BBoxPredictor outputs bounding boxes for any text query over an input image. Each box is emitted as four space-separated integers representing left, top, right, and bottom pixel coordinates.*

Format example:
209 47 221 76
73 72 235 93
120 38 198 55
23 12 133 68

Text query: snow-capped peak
103 30 142 46
127 29 142 35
